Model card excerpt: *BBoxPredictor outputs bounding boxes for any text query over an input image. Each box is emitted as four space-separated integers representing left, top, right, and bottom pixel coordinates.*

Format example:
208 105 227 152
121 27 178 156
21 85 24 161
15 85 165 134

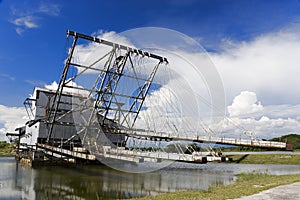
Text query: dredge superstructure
7 30 289 167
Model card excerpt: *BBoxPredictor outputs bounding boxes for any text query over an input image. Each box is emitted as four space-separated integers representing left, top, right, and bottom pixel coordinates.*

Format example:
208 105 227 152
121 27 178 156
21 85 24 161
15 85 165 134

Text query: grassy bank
228 154 300 165
0 141 15 157
132 173 300 200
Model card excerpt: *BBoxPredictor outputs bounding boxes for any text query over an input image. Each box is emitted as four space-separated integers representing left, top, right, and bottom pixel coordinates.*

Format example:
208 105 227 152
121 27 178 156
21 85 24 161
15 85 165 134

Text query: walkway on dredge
117 129 288 149
34 131 288 165
36 143 210 164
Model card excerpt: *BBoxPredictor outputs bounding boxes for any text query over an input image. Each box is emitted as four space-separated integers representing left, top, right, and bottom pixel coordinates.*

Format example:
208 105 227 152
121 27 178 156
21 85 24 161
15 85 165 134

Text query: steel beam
67 30 168 63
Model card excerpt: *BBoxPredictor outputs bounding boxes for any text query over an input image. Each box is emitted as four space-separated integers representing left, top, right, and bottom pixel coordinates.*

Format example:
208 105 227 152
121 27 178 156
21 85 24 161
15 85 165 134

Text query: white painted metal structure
10 30 288 167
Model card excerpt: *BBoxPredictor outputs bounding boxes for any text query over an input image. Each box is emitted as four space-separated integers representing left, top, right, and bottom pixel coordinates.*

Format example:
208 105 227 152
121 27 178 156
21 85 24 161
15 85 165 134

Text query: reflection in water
0 157 234 199
32 166 232 199
1 157 300 199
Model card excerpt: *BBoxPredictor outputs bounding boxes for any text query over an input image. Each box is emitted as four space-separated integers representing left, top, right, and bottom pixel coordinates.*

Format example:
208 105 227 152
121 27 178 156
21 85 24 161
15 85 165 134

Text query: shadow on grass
236 154 249 163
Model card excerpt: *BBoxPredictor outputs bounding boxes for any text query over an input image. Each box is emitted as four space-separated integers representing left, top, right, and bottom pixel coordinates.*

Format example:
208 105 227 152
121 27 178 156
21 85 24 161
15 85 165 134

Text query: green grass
228 154 300 165
131 173 300 200
0 141 15 157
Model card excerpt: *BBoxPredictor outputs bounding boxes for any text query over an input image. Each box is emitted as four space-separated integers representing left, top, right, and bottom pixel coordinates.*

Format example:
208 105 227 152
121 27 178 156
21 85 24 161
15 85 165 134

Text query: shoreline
226 153 300 165
132 173 300 200
129 153 300 199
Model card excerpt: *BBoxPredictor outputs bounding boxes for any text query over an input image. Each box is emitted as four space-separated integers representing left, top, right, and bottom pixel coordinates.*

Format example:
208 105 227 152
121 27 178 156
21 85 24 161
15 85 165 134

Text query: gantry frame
46 30 168 145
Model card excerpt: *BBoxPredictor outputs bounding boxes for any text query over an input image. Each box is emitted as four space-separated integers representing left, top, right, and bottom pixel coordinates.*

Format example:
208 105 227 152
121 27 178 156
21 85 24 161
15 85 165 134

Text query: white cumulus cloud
222 115 300 140
45 81 89 96
211 24 300 105
227 91 263 117
0 105 29 141
221 91 300 140
208 24 300 139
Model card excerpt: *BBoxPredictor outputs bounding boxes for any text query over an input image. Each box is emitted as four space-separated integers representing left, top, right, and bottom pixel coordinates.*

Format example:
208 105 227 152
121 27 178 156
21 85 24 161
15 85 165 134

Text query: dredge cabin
8 87 125 166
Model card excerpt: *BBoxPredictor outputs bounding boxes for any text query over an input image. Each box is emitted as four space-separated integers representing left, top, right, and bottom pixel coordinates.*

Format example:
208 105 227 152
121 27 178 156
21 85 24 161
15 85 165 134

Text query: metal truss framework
46 30 168 145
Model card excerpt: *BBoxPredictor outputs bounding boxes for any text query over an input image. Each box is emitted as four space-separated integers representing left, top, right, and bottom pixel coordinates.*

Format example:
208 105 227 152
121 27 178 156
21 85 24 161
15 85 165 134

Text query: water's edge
0 157 299 199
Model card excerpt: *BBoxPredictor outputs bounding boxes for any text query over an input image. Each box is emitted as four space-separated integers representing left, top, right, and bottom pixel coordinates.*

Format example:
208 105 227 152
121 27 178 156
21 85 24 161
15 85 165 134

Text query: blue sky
1 0 300 106
1 0 300 140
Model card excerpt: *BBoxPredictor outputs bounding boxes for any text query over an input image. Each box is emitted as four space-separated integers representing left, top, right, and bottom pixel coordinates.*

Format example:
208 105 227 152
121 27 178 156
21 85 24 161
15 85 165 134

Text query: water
0 157 300 199
168 162 300 175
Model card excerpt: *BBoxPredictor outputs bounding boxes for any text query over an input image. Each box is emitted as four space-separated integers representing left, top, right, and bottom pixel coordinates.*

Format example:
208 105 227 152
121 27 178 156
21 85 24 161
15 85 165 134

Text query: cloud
37 3 61 16
16 27 24 35
211 24 300 105
44 81 58 90
12 16 38 28
0 105 28 141
221 91 300 140
0 73 15 81
10 2 61 35
207 24 300 139
227 91 263 117
24 79 47 87
222 114 300 140
45 81 89 96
